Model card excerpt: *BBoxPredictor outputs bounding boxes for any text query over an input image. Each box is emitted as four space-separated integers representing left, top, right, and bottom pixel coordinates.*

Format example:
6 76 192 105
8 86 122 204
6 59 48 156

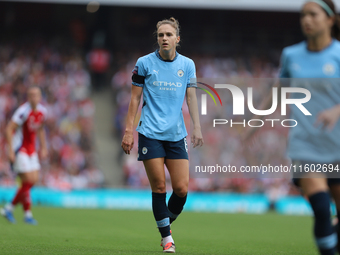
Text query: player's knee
26 177 34 185
152 181 166 193
23 174 38 185
173 186 188 198
30 178 38 185
26 179 36 186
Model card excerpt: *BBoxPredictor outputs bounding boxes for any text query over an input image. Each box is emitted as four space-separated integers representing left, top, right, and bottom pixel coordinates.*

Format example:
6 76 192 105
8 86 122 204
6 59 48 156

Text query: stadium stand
0 38 104 190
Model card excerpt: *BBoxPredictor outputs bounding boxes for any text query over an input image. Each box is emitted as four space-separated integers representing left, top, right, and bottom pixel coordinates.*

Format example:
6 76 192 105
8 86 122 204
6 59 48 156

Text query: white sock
25 210 33 218
163 235 174 245
5 204 13 212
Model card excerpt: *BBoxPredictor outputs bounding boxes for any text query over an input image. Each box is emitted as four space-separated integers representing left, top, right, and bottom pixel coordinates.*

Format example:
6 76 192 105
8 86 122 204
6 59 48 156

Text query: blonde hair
156 17 180 37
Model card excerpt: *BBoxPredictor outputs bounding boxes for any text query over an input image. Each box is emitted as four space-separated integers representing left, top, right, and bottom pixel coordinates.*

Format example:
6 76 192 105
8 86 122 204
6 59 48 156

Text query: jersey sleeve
11 106 28 126
38 104 48 123
132 57 147 87
187 59 197 88
279 48 290 78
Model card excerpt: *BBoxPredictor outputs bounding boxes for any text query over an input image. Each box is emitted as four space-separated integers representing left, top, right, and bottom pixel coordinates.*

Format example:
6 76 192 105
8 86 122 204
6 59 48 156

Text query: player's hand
40 147 48 159
8 150 15 164
121 132 134 154
191 127 204 148
315 105 340 131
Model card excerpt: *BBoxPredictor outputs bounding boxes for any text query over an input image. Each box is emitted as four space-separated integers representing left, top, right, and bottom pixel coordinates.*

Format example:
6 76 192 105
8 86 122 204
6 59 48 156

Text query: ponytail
321 0 340 40
333 15 340 40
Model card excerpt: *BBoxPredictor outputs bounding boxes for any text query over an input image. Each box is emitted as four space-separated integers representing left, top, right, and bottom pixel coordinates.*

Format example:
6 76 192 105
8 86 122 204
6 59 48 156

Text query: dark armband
132 73 145 84
188 82 197 87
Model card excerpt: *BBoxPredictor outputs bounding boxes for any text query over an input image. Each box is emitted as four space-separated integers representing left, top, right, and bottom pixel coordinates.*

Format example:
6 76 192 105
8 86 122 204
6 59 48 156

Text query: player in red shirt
1 86 47 225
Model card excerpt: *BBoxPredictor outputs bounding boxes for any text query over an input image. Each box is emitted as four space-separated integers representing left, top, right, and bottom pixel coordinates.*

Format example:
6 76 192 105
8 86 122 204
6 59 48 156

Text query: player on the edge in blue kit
280 1 340 254
121 17 203 253
247 1 340 254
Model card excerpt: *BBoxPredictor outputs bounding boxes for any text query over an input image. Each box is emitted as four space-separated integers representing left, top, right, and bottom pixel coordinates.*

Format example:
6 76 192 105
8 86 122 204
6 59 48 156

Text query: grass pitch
0 207 317 255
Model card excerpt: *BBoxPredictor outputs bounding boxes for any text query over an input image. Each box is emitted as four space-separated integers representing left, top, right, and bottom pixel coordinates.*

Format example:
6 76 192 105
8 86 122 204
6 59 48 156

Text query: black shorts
292 160 340 187
137 133 188 161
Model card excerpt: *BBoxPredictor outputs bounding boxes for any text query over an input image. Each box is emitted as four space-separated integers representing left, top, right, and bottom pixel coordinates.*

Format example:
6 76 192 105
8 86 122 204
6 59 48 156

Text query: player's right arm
121 85 143 155
5 120 19 163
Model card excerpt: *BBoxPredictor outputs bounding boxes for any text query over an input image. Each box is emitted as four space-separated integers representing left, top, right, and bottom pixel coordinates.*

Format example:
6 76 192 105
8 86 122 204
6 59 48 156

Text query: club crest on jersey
323 63 335 76
177 69 184 77
142 147 148 155
28 116 42 131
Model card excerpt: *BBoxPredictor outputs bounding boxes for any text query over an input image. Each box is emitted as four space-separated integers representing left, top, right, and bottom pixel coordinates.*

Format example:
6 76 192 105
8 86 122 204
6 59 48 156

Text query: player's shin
10 181 33 208
309 192 337 255
152 192 172 240
168 191 187 224
20 181 34 215
11 185 26 207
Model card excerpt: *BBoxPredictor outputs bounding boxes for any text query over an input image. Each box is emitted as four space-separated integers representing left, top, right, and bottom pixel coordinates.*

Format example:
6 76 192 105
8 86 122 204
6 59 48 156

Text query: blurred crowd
0 39 104 190
111 52 300 198
0 38 299 198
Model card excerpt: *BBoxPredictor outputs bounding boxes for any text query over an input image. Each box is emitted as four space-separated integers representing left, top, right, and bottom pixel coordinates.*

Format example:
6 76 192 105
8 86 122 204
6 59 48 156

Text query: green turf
0 206 317 255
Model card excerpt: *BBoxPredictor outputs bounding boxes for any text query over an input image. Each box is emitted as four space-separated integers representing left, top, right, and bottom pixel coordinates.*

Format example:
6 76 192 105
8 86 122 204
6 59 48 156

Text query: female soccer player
263 1 340 254
121 17 203 253
1 86 47 225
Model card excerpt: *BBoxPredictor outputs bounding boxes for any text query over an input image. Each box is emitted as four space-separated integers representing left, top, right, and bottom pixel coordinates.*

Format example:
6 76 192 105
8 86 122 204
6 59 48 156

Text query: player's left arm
315 104 340 131
37 123 48 159
186 87 203 148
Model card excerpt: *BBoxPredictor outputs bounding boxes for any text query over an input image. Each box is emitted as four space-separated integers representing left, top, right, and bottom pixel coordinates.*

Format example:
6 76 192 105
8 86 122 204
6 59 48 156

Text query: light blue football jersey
280 40 340 163
132 50 196 141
